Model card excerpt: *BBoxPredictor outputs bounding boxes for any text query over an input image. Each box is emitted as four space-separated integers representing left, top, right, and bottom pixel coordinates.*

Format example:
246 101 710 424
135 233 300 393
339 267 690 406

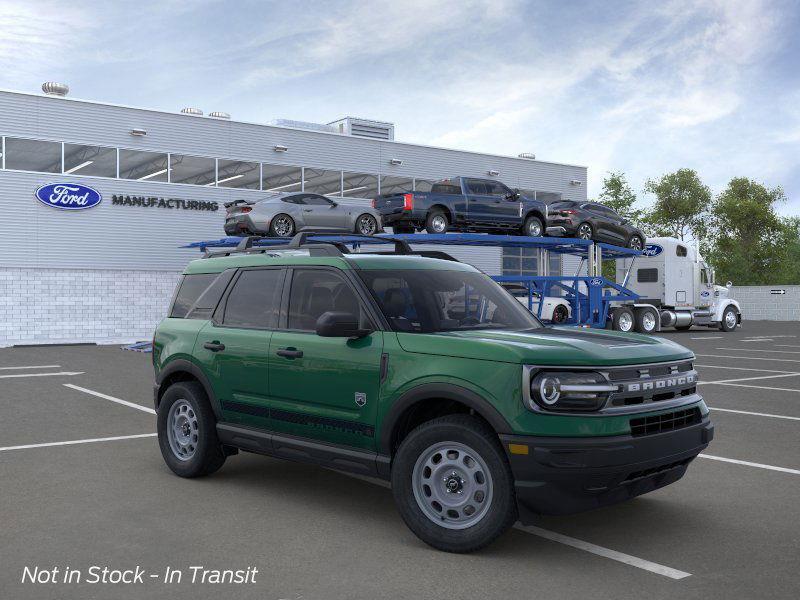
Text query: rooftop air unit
269 119 337 134
180 107 204 116
42 82 69 96
328 117 395 141
209 111 230 119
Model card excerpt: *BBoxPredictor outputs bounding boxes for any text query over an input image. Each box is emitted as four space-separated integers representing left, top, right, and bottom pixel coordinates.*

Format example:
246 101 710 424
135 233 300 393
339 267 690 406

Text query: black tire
355 213 378 236
552 304 569 324
633 308 657 334
269 214 295 237
391 414 517 553
612 307 635 332
425 209 449 234
521 215 544 237
392 224 415 234
157 381 226 478
719 306 738 332
576 222 593 240
628 235 644 251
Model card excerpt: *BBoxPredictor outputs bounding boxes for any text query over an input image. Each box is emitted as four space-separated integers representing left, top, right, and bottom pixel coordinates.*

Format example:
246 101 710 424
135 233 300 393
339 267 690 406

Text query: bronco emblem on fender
354 392 367 407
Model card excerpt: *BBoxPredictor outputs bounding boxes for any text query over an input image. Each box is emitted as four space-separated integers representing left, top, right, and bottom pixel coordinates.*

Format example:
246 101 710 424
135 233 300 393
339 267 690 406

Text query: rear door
464 178 495 225
267 267 383 450
195 267 285 429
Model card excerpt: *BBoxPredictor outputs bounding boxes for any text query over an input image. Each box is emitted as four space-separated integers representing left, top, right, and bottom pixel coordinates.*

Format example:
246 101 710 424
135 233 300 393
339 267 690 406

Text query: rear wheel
634 307 657 334
521 215 544 237
628 235 644 251
612 307 635 332
355 213 378 235
576 222 593 240
269 214 295 237
719 306 738 332
157 381 226 478
425 210 449 234
551 304 569 323
391 415 517 553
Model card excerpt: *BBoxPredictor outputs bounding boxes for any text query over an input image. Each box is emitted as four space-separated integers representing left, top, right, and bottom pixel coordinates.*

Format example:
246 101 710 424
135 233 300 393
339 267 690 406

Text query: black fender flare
155 359 221 418
523 209 546 225
379 383 512 455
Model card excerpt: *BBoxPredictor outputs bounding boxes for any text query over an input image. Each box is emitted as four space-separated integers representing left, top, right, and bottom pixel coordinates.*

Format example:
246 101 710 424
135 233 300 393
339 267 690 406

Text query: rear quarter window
170 273 219 318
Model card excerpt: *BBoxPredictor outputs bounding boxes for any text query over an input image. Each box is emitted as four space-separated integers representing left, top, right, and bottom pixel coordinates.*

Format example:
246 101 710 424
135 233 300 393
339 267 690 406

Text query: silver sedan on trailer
224 192 384 237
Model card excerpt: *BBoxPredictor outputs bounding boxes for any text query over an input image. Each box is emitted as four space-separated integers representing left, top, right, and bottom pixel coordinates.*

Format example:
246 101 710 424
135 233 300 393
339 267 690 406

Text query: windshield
357 269 543 333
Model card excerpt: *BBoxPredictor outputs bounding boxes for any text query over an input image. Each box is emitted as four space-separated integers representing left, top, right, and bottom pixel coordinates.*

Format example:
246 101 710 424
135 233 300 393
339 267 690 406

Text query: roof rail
287 231 413 254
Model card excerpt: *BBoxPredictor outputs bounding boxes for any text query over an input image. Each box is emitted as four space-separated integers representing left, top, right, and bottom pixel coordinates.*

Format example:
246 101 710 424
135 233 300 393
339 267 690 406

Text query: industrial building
0 85 587 346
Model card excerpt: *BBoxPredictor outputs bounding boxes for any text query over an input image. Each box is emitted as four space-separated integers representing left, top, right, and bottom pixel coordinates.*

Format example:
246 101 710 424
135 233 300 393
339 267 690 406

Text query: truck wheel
391 414 517 553
719 306 738 332
521 215 544 237
425 210 449 234
552 304 569 323
612 307 635 332
157 381 226 478
634 308 657 334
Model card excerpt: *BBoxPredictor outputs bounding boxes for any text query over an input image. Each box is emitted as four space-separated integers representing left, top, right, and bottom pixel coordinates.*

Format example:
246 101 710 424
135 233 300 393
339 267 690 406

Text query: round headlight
538 376 561 405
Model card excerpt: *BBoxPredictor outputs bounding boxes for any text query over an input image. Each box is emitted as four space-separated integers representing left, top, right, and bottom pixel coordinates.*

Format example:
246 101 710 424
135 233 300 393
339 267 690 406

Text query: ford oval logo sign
588 277 603 287
35 183 102 210
642 244 663 257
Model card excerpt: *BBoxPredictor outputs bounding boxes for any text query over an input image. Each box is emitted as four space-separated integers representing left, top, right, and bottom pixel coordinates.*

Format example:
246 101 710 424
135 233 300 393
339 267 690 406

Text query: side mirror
315 311 372 338
329 201 338 208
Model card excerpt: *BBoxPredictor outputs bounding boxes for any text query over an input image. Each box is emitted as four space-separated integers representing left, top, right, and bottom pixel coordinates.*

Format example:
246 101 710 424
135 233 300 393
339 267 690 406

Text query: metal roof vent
518 152 536 160
42 82 69 96
180 107 204 116
209 111 230 119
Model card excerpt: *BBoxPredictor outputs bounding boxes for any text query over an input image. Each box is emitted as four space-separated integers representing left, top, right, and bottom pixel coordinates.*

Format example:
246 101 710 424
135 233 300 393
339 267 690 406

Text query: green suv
153 234 713 552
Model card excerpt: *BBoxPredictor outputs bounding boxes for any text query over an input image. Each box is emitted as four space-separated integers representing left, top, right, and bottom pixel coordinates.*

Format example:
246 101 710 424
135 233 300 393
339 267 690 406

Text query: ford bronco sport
153 233 713 553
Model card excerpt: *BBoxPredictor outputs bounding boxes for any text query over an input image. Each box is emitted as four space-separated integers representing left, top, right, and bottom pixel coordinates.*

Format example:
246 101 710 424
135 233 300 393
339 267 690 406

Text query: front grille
629 407 702 437
607 361 698 408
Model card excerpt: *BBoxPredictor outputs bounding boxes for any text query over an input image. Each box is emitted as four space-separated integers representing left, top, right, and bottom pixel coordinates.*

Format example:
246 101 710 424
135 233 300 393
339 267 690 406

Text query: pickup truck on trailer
372 177 550 237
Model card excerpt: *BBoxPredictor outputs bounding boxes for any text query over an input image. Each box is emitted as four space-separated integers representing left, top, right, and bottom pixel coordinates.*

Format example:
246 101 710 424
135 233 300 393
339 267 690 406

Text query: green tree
642 169 711 241
706 177 794 285
597 171 643 226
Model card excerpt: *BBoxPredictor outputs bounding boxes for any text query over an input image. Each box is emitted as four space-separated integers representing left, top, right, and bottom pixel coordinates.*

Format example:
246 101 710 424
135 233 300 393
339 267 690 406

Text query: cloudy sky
1 0 798 212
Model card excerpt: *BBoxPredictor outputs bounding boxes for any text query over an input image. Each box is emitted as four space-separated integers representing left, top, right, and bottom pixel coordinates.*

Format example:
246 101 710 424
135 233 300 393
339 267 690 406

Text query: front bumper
501 417 713 520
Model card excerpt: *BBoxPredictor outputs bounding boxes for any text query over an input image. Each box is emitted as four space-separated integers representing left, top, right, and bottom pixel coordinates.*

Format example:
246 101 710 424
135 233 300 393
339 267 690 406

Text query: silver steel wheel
412 441 494 530
642 311 656 331
526 219 543 237
577 223 592 240
272 215 294 237
618 311 634 332
431 214 448 233
629 236 643 250
357 214 377 235
725 309 737 329
167 399 199 461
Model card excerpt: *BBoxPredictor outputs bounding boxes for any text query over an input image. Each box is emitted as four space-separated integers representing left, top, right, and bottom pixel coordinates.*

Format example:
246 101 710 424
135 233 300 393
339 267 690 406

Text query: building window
262 163 302 193
119 149 169 182
170 154 216 186
63 144 117 177
217 159 260 189
379 175 413 195
304 168 342 196
341 172 379 199
4 138 61 173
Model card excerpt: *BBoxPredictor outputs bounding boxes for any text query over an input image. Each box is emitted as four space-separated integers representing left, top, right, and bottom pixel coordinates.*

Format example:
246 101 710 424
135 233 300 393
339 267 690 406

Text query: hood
714 285 730 298
396 326 693 366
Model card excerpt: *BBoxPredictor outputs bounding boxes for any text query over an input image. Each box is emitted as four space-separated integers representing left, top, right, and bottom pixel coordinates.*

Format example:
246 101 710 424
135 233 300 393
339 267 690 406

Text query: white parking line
514 525 691 580
698 373 800 385
695 354 800 363
0 433 156 453
702 381 800 393
0 371 84 379
739 339 773 342
699 454 800 475
63 384 156 415
0 365 61 370
716 348 800 354
708 407 800 421
694 364 798 374
336 471 692 579
774 344 800 349
690 336 723 340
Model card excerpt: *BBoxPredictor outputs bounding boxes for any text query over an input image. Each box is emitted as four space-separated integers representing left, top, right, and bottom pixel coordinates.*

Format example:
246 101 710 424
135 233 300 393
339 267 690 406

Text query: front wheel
521 215 544 237
719 306 738 332
576 222 593 240
391 415 517 553
551 304 569 323
157 381 226 478
628 235 644 251
355 213 378 235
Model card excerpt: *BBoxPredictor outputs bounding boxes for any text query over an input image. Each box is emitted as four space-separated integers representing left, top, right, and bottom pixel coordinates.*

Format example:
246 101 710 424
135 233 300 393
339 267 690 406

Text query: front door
464 179 518 226
301 194 349 230
268 268 383 450
195 267 285 429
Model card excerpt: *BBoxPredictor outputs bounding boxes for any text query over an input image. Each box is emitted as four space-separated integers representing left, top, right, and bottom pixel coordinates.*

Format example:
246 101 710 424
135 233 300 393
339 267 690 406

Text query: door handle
203 341 225 352
276 348 303 359
303 209 313 212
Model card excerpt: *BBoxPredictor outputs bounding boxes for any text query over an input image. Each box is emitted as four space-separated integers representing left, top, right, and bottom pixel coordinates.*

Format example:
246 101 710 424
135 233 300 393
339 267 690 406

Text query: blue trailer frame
185 233 641 328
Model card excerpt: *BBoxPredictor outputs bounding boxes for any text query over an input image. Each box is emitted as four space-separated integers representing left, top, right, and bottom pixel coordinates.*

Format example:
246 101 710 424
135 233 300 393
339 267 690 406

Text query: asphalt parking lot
1 321 799 600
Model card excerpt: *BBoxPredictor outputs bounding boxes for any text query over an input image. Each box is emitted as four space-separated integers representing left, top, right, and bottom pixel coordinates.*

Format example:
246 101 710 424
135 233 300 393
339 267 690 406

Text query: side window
637 268 659 283
287 270 366 331
430 182 461 194
465 179 488 195
303 194 334 206
484 181 511 197
186 269 236 319
282 195 305 205
170 273 218 318
222 269 283 329
701 269 709 284
677 245 688 257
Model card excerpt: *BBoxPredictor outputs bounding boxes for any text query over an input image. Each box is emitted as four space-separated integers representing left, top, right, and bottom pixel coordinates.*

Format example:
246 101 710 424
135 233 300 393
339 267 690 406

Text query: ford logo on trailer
588 278 603 287
35 183 102 210
641 244 663 257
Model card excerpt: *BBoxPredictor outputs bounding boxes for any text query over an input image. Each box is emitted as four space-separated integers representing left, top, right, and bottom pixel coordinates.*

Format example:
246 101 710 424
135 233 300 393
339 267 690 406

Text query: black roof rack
286 231 413 255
